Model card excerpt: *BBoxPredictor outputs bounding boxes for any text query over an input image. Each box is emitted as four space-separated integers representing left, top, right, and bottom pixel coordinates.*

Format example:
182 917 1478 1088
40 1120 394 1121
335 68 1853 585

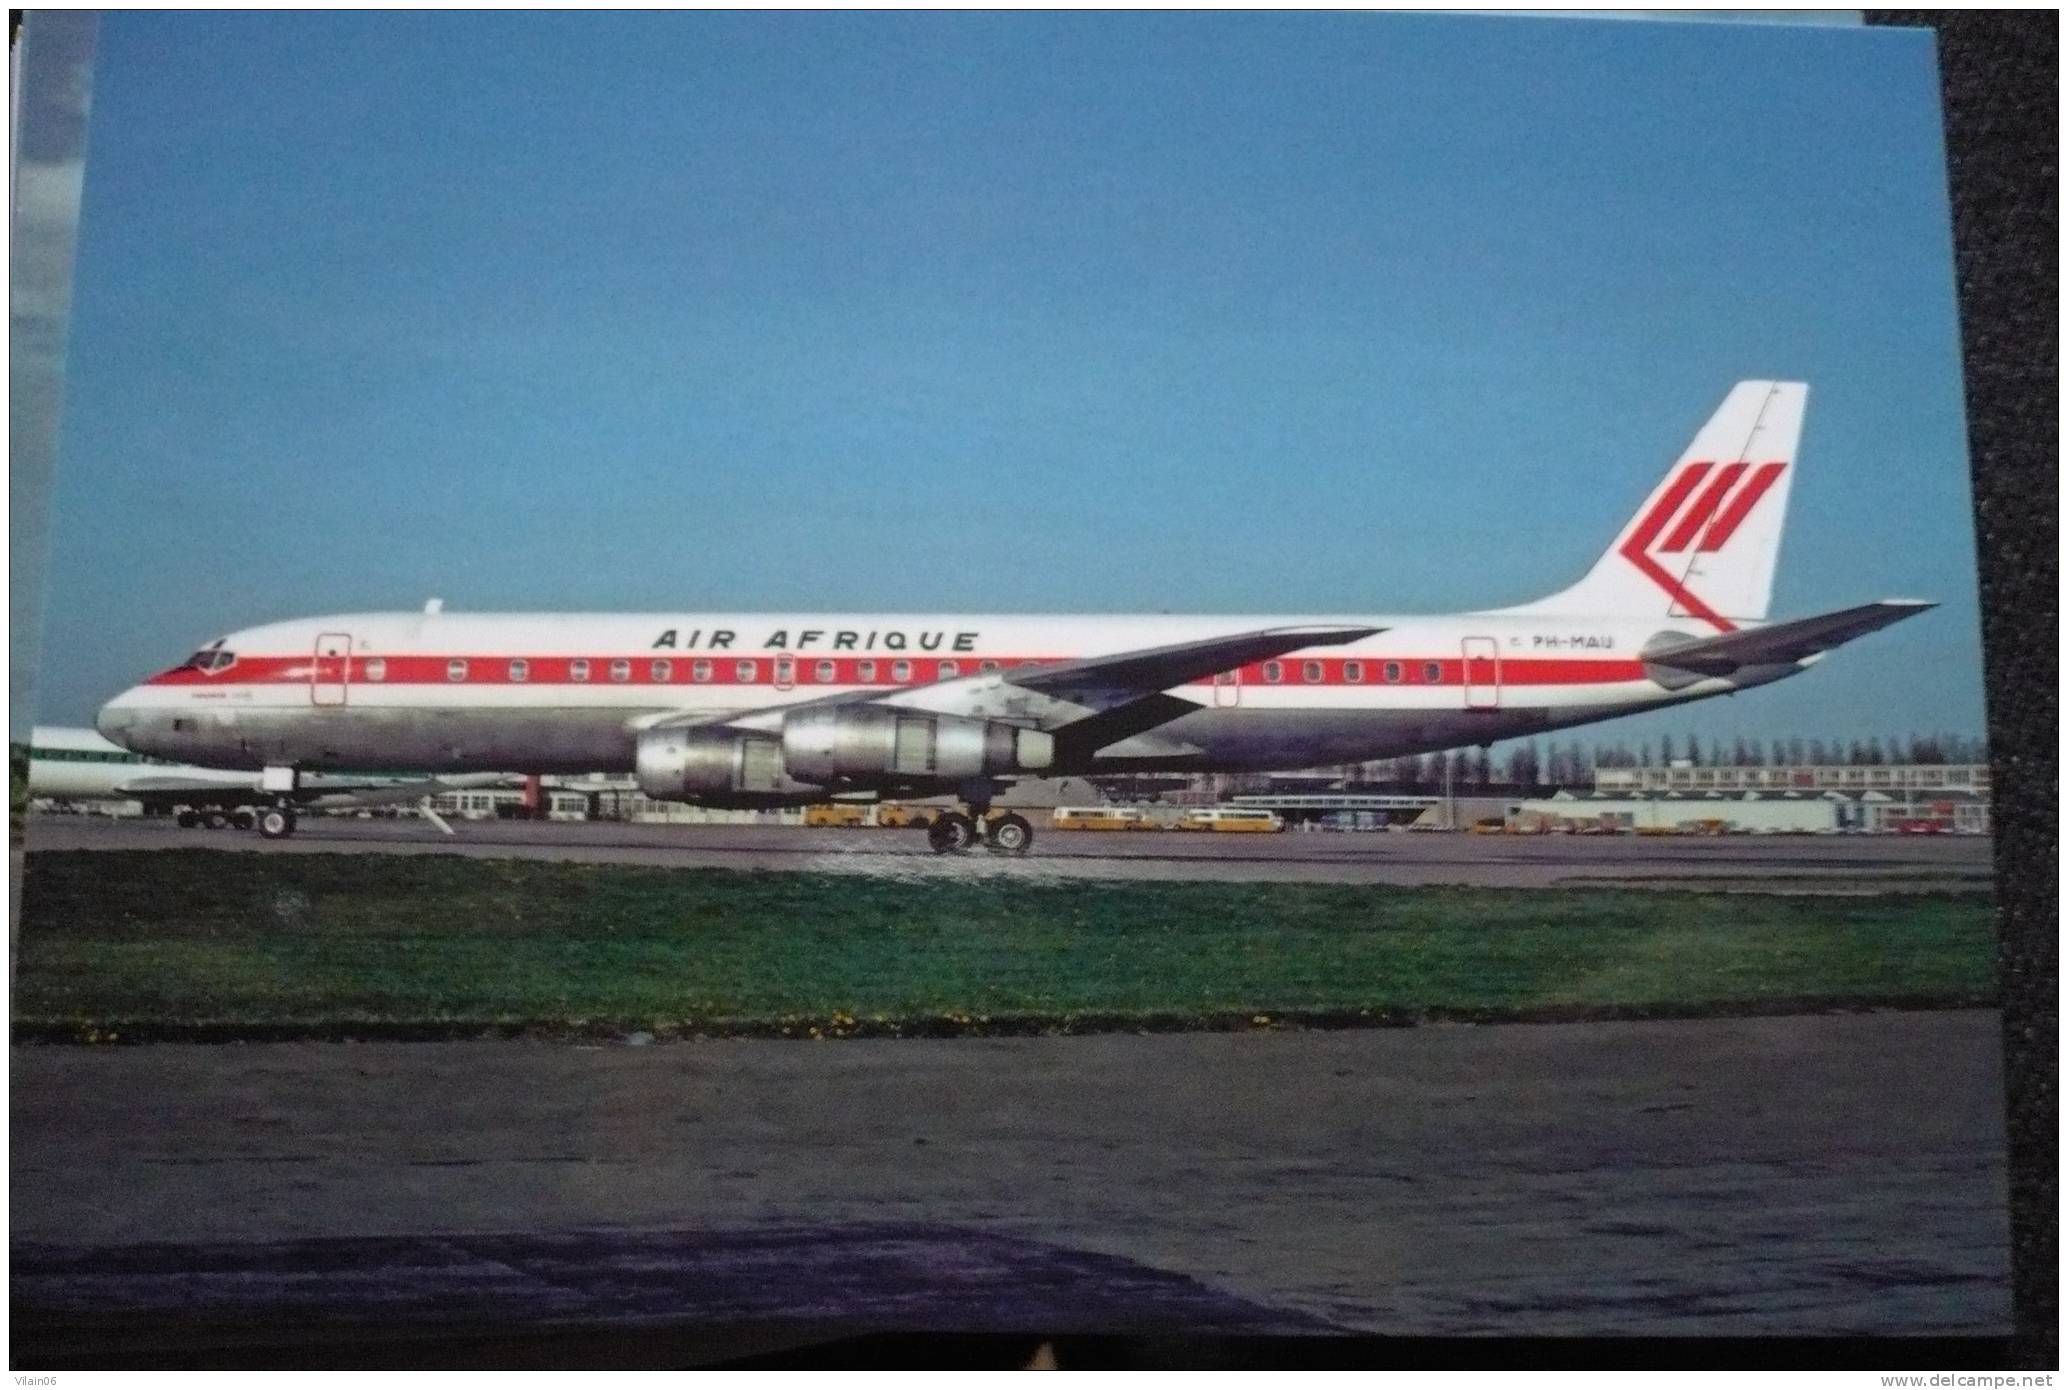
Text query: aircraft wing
112 775 261 797
1644 600 1934 677
995 624 1383 709
112 771 515 807
648 624 1382 760
299 772 517 809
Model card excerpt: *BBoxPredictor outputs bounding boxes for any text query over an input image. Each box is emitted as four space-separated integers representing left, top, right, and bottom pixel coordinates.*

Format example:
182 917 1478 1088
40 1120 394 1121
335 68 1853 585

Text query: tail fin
1503 381 1806 632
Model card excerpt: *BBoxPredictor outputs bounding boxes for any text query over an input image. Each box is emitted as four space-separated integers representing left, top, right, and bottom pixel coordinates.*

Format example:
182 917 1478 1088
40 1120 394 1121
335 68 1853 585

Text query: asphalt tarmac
26 814 1995 891
11 1010 2010 1356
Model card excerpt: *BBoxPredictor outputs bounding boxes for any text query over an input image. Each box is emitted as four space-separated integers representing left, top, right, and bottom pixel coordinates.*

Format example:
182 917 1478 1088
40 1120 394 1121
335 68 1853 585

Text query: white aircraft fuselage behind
93 382 1932 828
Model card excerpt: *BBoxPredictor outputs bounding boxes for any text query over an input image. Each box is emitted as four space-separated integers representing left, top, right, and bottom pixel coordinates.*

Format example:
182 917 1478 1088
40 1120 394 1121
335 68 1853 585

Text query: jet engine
781 705 1054 787
634 726 801 800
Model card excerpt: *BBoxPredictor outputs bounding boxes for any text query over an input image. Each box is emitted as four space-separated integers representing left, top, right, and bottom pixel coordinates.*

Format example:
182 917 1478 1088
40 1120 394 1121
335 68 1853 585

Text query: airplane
95 381 1932 854
25 724 513 831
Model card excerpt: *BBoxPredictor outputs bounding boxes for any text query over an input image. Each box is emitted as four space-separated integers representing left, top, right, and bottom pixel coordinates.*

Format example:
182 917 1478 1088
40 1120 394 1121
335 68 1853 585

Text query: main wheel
257 805 297 840
202 810 230 830
232 809 257 831
926 811 976 853
986 812 1033 855
176 810 200 829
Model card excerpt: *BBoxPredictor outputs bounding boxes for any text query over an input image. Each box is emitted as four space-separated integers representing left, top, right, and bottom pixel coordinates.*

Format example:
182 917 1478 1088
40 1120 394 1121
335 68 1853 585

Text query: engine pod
635 726 791 798
782 705 1053 785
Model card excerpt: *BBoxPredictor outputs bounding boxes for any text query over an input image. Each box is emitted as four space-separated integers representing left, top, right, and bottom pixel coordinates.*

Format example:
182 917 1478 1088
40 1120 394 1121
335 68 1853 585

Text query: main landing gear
256 803 298 840
174 807 254 831
924 791 1034 856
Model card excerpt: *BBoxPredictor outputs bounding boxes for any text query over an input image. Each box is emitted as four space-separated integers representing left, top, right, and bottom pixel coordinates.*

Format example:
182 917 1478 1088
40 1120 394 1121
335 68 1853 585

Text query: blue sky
35 11 1980 748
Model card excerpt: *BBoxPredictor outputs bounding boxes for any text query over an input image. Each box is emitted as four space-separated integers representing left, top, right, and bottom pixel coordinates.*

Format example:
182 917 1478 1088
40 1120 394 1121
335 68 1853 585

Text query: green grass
12 851 1999 1041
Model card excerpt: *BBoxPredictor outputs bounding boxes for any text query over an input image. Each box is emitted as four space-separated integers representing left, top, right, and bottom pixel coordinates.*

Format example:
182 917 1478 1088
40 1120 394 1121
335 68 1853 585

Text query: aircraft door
1213 668 1241 708
312 632 352 707
1462 636 1500 710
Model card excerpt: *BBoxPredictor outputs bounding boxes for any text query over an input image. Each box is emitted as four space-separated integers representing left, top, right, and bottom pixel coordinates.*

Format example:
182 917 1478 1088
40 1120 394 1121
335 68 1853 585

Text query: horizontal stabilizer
1644 600 1935 677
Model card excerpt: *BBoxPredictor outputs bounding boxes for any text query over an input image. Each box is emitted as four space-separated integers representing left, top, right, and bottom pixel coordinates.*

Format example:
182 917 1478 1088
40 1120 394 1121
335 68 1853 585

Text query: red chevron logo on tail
1618 461 1789 632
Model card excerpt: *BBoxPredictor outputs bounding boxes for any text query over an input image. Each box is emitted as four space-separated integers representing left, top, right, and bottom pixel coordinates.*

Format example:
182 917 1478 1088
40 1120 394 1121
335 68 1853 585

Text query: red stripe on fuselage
142 653 1650 689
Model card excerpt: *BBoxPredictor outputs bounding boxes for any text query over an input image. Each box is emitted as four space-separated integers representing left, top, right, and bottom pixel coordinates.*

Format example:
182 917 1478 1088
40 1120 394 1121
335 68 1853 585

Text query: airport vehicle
1178 808 1286 833
1052 806 1153 831
26 725 512 836
802 803 871 828
96 382 1931 856
874 803 946 830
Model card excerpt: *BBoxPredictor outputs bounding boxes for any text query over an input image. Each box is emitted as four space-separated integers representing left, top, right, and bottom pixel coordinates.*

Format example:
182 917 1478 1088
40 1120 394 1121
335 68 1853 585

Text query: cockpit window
181 645 237 673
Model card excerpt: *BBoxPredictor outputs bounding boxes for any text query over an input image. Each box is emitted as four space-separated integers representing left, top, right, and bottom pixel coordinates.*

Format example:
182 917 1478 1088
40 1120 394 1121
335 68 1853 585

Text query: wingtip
1270 623 1386 642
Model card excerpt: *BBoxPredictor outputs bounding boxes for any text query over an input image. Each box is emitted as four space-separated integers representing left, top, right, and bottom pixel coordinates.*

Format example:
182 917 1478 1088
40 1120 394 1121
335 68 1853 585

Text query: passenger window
1263 661 1282 684
815 660 836 682
1383 661 1401 683
1423 661 1442 683
892 659 912 683
610 659 631 683
365 658 387 683
651 659 672 683
736 659 757 682
570 659 590 682
1302 661 1323 683
1344 661 1363 683
858 660 877 682
939 660 959 679
980 660 1000 674
509 659 529 682
447 659 468 682
692 660 712 683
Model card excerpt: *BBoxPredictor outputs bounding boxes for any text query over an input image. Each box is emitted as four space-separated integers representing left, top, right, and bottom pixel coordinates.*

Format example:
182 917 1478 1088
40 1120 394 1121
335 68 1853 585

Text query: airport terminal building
1592 761 1991 800
1510 786 1989 836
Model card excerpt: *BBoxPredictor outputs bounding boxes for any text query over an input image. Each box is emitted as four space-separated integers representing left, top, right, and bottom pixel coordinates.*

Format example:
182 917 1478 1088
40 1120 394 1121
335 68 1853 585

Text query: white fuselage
95 608 1788 780
26 726 256 800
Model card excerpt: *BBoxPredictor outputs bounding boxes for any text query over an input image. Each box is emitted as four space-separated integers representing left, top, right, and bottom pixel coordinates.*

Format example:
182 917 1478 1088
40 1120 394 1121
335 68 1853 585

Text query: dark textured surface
1871 9 2058 1369
12 1013 2010 1353
11 1224 1336 1367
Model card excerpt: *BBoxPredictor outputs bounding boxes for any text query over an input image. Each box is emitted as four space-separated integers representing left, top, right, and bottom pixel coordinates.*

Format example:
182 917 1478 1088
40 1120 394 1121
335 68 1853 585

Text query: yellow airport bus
876 803 947 829
1052 805 1154 831
803 803 871 828
1178 808 1286 833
